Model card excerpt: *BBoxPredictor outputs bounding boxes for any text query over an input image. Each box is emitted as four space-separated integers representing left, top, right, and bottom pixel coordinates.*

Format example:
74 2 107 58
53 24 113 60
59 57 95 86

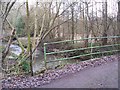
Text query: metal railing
44 36 120 68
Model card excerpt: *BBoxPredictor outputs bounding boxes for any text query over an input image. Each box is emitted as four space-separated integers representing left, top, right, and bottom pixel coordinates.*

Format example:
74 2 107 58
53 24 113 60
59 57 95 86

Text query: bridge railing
43 36 120 68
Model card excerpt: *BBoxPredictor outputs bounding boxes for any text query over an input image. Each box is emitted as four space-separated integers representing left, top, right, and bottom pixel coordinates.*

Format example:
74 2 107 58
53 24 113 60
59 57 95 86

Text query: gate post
44 43 47 69
91 38 93 59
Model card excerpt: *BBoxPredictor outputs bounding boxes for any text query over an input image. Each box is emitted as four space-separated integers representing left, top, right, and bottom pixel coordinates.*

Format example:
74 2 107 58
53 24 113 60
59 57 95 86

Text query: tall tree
32 0 38 63
71 3 75 43
102 1 108 45
62 2 65 38
117 1 120 36
84 2 89 47
2 0 16 32
117 1 120 44
1 1 16 72
26 0 33 76
56 2 60 38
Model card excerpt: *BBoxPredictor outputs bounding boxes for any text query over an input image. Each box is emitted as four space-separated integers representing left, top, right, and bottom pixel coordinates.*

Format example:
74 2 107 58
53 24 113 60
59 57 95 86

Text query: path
39 60 118 88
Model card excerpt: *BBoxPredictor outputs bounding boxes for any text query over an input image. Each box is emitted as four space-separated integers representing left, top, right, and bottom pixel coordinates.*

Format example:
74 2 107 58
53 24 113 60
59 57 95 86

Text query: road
39 60 118 88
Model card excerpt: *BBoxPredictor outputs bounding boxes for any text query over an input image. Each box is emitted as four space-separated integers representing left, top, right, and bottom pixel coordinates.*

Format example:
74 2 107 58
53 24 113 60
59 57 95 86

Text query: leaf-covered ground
2 54 120 88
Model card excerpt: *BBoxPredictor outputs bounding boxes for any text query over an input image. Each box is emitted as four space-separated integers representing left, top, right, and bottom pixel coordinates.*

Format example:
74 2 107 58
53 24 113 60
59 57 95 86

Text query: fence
43 36 120 68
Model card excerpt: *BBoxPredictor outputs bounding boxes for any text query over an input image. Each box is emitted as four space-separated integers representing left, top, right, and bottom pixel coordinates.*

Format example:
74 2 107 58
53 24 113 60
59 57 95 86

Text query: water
7 44 44 72
6 44 81 73
10 44 22 56
7 44 62 72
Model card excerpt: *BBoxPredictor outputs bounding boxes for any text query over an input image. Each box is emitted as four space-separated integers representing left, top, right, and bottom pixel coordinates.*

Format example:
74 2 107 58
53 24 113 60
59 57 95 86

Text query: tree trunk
84 2 89 47
30 43 33 76
102 1 107 45
71 4 74 43
26 0 33 76
117 1 120 34
117 1 120 45
1 1 16 72
32 1 38 64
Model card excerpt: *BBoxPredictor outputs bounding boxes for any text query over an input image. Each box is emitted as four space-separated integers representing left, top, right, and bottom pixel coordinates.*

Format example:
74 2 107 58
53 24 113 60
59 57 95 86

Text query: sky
2 0 118 16
26 0 118 16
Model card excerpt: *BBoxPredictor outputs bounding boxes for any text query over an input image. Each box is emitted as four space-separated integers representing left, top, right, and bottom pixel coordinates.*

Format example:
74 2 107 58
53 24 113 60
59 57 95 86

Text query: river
6 44 65 73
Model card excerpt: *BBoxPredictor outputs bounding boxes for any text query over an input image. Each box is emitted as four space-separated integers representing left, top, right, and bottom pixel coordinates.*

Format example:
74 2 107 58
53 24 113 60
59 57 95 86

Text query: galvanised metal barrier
44 36 120 68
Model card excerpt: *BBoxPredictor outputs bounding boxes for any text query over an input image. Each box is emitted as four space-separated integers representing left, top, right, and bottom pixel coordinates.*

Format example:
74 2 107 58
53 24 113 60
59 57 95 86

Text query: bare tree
1 0 16 72
102 1 108 45
117 1 120 36
2 0 16 31
56 2 60 38
32 0 38 64
71 3 75 43
26 0 33 76
117 1 120 44
84 2 89 47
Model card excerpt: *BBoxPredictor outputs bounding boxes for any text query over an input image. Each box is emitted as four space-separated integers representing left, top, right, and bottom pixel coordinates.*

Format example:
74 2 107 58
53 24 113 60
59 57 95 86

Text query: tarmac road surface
39 60 118 88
